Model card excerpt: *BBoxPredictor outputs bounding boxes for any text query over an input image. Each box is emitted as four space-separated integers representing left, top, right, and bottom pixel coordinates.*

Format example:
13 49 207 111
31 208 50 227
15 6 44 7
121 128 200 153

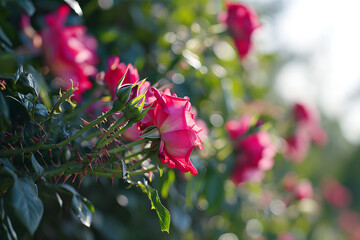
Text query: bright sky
256 0 360 143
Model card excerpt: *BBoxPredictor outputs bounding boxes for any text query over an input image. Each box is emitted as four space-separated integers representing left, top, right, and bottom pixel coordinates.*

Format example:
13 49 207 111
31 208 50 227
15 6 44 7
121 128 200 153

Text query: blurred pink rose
42 5 98 102
294 103 327 146
321 178 352 208
224 115 253 141
293 180 313 200
284 103 327 163
338 209 360 233
145 88 203 175
225 116 276 184
219 1 260 59
104 56 140 98
282 172 298 192
277 233 296 240
283 128 310 163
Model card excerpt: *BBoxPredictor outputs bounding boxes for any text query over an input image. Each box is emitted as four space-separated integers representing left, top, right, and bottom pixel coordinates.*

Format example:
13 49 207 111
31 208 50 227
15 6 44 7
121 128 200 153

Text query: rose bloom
42 5 98 102
225 116 276 184
142 88 203 175
219 1 261 59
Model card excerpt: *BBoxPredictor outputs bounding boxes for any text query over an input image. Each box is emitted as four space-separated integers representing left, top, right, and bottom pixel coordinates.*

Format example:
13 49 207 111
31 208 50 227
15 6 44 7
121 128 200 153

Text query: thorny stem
42 160 156 179
129 166 157 177
127 154 150 171
107 138 149 155
63 96 102 122
95 115 128 149
41 139 151 178
0 108 116 158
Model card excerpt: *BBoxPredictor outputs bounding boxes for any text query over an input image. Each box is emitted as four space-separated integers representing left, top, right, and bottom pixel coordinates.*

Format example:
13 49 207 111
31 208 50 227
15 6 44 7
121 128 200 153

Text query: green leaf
14 71 39 96
0 26 12 47
35 104 48 117
57 184 94 227
0 158 16 172
31 155 44 176
0 91 10 130
71 195 93 227
138 181 170 233
5 178 43 235
16 0 35 16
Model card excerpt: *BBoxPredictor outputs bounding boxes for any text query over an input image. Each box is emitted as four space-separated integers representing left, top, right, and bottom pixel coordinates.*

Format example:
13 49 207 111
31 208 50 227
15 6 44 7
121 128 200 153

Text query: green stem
127 155 150 171
129 166 157 177
42 161 78 178
107 138 149 155
63 96 102 122
95 115 128 149
81 129 102 141
0 74 14 81
123 149 150 161
47 87 76 132
95 120 137 149
0 108 115 158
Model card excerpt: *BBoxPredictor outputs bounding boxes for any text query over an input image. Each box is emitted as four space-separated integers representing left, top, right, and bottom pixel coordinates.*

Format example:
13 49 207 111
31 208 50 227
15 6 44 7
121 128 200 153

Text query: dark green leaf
14 72 39 96
71 195 93 227
0 158 16 172
35 104 48 117
16 0 35 16
57 184 94 227
0 91 10 130
138 181 170 233
5 178 43 235
0 26 12 47
6 216 18 240
31 155 44 176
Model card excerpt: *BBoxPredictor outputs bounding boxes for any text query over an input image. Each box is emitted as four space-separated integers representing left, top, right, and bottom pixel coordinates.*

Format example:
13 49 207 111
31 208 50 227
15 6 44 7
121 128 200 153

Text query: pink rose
144 88 203 175
284 103 327 163
224 115 253 141
293 180 313 200
219 2 261 59
283 128 310 163
104 56 140 98
41 5 98 102
321 178 352 208
277 233 296 240
294 103 327 146
231 131 276 184
282 172 298 192
225 116 276 184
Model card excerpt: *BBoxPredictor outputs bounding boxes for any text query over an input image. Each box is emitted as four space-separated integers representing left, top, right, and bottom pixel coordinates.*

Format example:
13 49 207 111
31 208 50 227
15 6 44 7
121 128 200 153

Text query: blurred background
1 0 360 239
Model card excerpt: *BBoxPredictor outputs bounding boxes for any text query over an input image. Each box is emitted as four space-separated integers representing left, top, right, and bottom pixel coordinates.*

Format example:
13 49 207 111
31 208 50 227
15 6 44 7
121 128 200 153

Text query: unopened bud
116 83 133 104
